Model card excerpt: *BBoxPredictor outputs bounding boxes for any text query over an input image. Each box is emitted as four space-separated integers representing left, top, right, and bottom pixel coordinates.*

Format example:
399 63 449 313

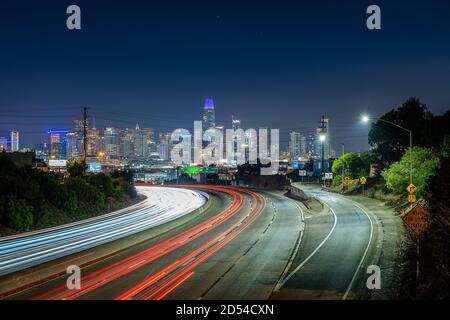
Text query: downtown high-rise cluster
3 98 333 171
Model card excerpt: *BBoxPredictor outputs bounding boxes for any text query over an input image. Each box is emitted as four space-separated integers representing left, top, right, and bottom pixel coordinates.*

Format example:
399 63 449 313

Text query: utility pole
83 107 89 171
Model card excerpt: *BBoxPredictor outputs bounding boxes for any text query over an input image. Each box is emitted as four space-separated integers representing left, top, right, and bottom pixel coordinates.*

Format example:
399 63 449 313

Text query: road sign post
406 183 417 209
406 183 417 195
344 176 350 188
299 170 306 184
360 176 366 196
402 203 431 282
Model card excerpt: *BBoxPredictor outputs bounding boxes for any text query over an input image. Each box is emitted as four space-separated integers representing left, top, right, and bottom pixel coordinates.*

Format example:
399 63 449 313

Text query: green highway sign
181 166 202 175
203 167 219 174
180 166 218 175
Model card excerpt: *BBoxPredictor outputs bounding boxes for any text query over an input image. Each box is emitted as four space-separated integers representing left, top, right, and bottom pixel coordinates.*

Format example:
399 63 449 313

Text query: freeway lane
114 189 268 300
272 189 378 300
30 186 247 300
164 190 303 300
5 187 299 300
0 187 206 277
1 186 247 299
2 186 381 300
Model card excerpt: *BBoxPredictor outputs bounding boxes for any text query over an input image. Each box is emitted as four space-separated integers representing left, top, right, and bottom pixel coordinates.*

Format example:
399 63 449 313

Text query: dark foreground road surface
1 186 386 300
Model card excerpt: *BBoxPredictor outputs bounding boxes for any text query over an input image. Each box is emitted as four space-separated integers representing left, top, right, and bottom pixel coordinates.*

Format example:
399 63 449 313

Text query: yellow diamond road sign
360 177 366 185
402 203 431 236
406 183 416 194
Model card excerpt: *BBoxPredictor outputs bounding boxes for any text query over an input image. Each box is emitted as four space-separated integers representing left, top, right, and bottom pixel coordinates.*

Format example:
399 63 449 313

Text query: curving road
0 187 206 277
272 188 377 300
0 185 384 300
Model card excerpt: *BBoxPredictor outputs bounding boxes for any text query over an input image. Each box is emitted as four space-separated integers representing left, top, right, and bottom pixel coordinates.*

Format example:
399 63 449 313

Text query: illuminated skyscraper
48 130 68 159
202 98 216 131
87 127 100 158
104 127 119 159
289 131 306 160
158 132 172 160
231 115 242 162
134 124 146 158
143 128 155 156
73 117 89 137
232 115 241 131
66 132 81 159
315 117 330 160
119 128 134 158
10 130 19 152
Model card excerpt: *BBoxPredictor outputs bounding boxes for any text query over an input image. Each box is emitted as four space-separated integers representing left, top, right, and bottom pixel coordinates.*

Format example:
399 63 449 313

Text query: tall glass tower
202 98 216 131
10 130 19 152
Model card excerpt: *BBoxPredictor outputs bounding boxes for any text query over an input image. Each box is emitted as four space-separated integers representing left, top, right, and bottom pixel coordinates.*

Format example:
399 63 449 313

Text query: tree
88 173 114 197
67 177 105 209
6 197 34 231
369 97 433 164
111 171 137 199
423 110 450 150
416 154 450 298
0 154 16 176
441 135 450 158
63 192 78 214
332 152 371 185
381 147 440 197
67 159 86 178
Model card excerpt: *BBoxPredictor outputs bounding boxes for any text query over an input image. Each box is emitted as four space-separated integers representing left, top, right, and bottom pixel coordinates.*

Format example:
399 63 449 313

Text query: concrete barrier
285 185 309 201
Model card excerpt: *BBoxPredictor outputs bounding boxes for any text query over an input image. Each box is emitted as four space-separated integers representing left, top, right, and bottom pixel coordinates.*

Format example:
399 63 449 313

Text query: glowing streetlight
318 134 326 184
361 115 370 123
361 115 413 188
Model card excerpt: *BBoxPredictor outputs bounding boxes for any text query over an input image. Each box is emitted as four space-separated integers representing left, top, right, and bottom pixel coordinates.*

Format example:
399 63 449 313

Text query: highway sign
181 166 202 175
360 177 367 185
299 170 307 177
49 159 67 167
406 183 417 194
408 194 417 203
324 172 333 180
403 203 431 236
203 167 219 174
344 176 351 185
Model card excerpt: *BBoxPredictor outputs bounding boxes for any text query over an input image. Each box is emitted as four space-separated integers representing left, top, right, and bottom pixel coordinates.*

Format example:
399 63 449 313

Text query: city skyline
1 1 449 152
0 99 338 159
1 0 450 306
0 98 330 158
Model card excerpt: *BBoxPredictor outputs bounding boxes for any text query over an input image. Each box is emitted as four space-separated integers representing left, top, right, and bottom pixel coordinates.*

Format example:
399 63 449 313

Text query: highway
272 189 377 300
0 187 206 277
0 185 382 300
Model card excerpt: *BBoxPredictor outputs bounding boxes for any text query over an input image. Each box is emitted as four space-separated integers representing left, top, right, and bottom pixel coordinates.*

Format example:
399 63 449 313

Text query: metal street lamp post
319 134 326 185
362 116 413 187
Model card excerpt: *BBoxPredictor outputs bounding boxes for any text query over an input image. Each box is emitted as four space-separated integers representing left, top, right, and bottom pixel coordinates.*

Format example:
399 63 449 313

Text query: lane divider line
342 200 374 300
274 202 304 292
275 206 337 290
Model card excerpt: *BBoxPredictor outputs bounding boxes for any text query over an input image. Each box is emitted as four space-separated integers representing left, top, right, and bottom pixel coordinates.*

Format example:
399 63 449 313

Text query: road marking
273 202 305 291
274 204 337 291
342 200 374 300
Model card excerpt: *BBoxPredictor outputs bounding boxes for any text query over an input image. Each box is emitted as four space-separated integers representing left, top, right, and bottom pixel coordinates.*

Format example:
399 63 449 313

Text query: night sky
1 0 450 152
